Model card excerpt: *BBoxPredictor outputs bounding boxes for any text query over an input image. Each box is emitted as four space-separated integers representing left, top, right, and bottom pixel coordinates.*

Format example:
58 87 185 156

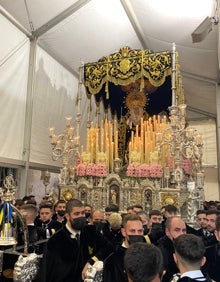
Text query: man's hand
82 262 91 280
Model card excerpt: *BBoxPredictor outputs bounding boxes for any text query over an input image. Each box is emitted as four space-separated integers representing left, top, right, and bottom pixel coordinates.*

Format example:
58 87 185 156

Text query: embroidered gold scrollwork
84 46 172 97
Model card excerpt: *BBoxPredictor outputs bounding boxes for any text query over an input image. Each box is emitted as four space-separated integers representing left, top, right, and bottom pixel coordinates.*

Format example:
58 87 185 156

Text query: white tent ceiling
0 0 219 120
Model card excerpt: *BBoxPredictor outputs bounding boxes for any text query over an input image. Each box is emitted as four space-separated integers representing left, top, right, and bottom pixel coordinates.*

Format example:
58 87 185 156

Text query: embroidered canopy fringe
84 46 173 99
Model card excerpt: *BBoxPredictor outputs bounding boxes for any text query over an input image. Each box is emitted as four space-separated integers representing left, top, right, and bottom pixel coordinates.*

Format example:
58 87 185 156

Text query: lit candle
81 145 84 155
136 125 138 138
115 130 118 158
65 116 72 127
111 141 114 172
49 127 55 136
129 141 132 164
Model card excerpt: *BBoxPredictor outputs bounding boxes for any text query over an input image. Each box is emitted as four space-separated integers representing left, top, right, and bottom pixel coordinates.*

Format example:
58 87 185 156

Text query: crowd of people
4 195 220 282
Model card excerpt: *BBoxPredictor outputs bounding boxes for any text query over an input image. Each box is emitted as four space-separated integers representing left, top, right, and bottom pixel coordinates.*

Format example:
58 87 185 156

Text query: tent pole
216 84 220 199
19 37 38 198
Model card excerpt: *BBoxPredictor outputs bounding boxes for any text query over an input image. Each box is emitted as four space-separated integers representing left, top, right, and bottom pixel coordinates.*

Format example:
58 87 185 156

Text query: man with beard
52 199 67 224
203 209 220 247
41 199 113 282
103 213 148 282
203 212 220 282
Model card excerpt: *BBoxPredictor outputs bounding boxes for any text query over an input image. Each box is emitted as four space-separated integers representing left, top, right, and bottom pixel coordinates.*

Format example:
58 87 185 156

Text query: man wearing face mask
41 199 113 282
90 209 106 232
103 213 148 282
52 199 67 224
84 203 93 223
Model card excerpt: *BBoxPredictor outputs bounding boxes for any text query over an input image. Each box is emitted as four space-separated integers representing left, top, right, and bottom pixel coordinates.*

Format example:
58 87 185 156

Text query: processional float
49 44 204 225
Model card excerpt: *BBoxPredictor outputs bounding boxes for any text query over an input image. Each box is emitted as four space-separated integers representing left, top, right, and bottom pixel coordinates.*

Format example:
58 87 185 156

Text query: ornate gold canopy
84 46 172 98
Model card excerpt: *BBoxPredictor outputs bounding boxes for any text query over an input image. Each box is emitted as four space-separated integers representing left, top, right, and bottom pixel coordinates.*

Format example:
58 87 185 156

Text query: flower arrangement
136 164 150 177
181 158 192 175
76 163 107 177
76 163 86 176
126 164 138 177
96 163 107 177
86 163 96 176
166 156 193 175
126 163 163 178
149 164 163 178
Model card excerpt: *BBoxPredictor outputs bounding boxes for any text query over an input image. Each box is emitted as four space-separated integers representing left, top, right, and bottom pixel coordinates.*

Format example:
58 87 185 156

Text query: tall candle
115 130 118 158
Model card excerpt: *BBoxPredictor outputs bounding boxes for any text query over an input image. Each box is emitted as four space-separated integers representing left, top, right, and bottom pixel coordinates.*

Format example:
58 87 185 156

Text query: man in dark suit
204 214 220 282
41 199 113 282
35 204 62 239
103 213 148 282
124 242 164 282
173 234 212 282
157 216 186 282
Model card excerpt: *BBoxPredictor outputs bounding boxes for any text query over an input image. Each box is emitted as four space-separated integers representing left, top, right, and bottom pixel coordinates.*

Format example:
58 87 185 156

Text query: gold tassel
105 82 109 99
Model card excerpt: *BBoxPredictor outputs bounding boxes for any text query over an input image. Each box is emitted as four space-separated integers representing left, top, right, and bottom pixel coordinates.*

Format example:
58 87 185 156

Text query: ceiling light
191 16 218 43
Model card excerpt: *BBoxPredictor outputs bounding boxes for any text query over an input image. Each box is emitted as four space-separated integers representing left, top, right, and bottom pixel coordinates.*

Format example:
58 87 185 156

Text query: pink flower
86 163 96 176
181 158 192 175
96 163 107 177
76 163 86 176
167 156 174 171
149 164 163 178
127 164 137 177
137 164 150 177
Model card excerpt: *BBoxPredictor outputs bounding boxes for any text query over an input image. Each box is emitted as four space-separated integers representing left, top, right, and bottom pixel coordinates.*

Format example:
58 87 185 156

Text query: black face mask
57 210 66 217
143 225 149 235
93 221 105 232
85 212 91 219
128 235 145 245
71 217 87 231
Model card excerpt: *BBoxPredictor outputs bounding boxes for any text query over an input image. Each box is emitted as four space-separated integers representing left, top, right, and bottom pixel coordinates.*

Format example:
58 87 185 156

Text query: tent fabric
0 1 219 199
0 11 217 168
0 37 29 162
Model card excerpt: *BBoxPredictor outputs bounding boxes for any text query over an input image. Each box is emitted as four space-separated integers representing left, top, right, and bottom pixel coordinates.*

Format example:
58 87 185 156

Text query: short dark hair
124 242 163 282
149 209 161 218
196 209 206 216
105 204 119 213
39 204 53 210
165 204 177 213
14 199 24 207
206 209 220 216
173 234 205 265
133 204 143 210
66 199 83 214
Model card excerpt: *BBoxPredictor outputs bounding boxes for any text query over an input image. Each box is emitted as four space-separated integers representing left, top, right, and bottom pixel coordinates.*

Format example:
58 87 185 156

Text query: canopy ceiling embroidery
84 46 172 98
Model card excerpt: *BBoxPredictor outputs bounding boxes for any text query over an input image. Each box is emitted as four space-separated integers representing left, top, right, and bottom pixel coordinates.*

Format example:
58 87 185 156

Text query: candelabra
0 175 29 251
49 116 80 184
0 174 16 202
156 103 203 189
